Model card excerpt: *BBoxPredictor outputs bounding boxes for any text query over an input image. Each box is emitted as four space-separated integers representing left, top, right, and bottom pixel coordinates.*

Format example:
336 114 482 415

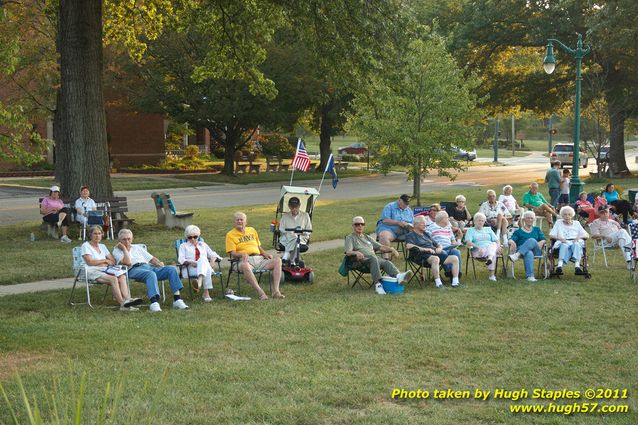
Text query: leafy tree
348 35 482 204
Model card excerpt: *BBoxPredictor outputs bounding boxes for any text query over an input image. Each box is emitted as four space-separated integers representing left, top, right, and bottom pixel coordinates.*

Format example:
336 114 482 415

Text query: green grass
0 176 221 191
302 135 362 153
476 149 532 158
0 246 636 424
2 182 638 423
174 168 372 185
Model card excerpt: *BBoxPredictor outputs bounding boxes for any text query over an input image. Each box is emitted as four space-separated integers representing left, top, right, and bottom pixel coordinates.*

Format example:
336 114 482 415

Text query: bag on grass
338 257 349 277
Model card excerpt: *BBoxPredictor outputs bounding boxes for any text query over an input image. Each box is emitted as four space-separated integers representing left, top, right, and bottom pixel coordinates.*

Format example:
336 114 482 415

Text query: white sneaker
172 299 189 310
120 306 139 312
374 283 386 295
451 281 459 288
435 282 443 289
396 270 413 284
627 261 634 270
149 302 162 312
203 296 213 303
509 252 520 262
526 276 538 282
60 235 72 243
488 275 497 282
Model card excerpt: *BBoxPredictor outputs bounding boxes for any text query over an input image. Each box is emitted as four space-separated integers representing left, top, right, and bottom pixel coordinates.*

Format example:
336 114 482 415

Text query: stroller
272 185 320 283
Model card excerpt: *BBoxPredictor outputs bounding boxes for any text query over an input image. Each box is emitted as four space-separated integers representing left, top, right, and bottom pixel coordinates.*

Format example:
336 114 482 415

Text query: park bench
335 161 349 171
38 196 134 238
151 192 194 229
265 156 280 172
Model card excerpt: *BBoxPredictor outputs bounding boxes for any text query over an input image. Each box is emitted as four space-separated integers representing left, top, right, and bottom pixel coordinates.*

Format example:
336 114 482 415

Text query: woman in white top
74 185 97 225
498 185 524 226
81 225 141 311
178 225 223 302
549 206 589 275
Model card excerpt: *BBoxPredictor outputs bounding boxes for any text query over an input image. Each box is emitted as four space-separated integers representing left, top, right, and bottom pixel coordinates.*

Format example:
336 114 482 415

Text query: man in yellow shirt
226 211 284 300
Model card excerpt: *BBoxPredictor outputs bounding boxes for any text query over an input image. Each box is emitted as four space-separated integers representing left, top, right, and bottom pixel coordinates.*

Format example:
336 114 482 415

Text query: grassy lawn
175 168 372 185
0 176 221 191
1 181 638 423
0 246 636 424
476 149 532 158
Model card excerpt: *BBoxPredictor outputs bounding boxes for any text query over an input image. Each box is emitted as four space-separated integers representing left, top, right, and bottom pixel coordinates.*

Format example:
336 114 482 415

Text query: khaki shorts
246 255 270 271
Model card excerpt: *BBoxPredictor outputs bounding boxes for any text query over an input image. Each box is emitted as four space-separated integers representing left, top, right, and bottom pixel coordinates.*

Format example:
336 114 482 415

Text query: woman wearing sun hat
40 185 72 243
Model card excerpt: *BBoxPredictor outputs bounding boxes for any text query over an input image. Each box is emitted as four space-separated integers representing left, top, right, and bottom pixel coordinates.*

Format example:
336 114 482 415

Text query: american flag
291 139 311 172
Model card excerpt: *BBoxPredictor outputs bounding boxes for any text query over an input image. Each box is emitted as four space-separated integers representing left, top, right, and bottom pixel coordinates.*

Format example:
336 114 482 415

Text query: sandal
272 292 286 299
259 293 269 301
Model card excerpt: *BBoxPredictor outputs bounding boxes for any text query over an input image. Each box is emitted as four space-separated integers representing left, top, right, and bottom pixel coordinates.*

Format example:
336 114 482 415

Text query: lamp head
543 41 556 74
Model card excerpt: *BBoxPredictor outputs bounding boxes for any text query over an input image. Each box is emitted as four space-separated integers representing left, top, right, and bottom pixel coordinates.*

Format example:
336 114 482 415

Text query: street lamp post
543 33 590 203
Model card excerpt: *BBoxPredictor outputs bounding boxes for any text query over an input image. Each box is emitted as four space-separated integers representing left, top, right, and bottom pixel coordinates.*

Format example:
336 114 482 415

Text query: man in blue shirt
376 194 414 259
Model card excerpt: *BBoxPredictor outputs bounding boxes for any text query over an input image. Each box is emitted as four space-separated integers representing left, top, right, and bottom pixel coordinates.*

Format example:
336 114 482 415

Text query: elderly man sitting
346 216 412 295
376 194 414 259
112 229 189 312
590 206 634 269
522 182 558 226
278 196 312 264
226 211 284 300
406 215 460 288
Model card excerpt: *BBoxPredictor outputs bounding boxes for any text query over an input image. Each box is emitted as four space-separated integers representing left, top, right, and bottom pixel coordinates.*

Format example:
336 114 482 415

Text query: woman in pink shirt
40 185 72 242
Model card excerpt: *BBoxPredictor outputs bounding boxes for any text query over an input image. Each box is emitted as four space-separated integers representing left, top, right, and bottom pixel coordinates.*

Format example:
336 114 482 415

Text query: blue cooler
380 277 404 294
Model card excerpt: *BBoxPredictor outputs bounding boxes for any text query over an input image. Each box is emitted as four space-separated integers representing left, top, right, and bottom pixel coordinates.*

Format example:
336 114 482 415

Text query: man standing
226 212 284 300
113 229 189 312
376 194 414 259
590 206 634 269
545 160 562 208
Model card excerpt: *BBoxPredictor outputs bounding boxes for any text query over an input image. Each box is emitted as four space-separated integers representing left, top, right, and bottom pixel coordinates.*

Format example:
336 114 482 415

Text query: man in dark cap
278 196 312 263
376 194 414 259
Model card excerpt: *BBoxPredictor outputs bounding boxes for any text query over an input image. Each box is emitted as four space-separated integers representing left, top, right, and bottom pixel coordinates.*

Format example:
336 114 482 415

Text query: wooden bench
335 162 349 171
235 162 249 174
308 163 318 172
38 196 134 238
151 192 194 229
265 156 279 172
249 163 261 174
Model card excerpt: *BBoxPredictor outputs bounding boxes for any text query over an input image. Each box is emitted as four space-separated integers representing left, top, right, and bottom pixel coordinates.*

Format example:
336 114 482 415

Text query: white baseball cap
50 185 60 192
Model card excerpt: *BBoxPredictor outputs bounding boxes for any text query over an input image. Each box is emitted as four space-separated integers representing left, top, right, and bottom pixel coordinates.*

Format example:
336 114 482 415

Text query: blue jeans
549 188 560 208
558 242 583 265
128 264 183 298
517 239 542 277
442 246 461 272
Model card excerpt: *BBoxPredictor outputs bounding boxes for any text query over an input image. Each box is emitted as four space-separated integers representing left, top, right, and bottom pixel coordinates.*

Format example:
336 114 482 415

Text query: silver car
550 143 588 168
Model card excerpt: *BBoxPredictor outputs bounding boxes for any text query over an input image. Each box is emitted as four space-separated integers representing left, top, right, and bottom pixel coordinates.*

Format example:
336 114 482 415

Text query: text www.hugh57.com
510 402 629 415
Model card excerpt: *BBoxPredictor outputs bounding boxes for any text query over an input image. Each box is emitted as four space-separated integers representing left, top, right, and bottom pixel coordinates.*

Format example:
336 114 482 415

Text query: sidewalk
0 238 346 297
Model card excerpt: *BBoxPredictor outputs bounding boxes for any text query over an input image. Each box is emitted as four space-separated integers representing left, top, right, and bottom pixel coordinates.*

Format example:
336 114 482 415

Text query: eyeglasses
353 223 365 226
187 235 199 240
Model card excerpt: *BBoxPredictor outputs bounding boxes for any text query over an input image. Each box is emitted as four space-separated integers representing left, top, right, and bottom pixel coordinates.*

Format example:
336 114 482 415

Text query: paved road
2 150 636 225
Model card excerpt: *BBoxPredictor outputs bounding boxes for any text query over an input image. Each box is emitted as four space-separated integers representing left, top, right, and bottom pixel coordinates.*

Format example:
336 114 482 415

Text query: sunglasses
187 235 199 240
353 223 365 226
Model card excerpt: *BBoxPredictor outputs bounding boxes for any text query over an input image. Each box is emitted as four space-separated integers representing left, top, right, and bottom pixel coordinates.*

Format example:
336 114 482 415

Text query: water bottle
30 232 36 242
270 220 277 233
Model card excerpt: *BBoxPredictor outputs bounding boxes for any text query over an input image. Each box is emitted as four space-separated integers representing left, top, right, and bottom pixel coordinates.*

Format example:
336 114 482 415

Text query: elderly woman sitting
479 189 510 245
81 225 141 311
464 212 502 281
406 215 460 288
178 225 223 302
449 194 472 232
428 210 463 270
508 211 546 282
499 185 524 226
549 206 590 275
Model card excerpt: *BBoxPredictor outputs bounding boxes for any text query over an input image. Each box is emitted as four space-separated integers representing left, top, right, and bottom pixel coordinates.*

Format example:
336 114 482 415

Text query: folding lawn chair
226 257 272 296
68 246 126 307
342 254 374 289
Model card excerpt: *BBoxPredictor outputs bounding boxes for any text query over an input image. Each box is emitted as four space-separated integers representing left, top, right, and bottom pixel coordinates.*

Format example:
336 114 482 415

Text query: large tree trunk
55 0 112 198
607 101 629 175
318 104 332 171
222 125 242 176
412 159 421 205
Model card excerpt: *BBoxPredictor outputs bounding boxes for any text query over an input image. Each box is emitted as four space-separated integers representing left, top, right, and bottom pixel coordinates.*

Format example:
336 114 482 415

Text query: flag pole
289 138 300 185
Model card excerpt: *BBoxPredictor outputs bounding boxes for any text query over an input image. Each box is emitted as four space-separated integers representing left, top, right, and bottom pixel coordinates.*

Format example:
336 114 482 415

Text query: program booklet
103 265 126 277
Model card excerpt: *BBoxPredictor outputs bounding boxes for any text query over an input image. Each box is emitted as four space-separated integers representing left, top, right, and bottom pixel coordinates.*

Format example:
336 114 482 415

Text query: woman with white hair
449 194 472 232
499 185 524 226
479 189 510 245
508 211 546 282
178 224 223 302
549 206 589 275
464 212 501 281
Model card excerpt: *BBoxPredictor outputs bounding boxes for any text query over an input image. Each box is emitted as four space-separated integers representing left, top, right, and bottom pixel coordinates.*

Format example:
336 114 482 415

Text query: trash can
628 189 638 203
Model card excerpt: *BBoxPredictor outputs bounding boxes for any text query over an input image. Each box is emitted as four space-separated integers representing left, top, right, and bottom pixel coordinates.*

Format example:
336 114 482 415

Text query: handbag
338 257 349 277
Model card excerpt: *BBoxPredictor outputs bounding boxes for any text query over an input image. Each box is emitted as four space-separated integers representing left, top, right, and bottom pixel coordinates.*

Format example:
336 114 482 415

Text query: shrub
260 133 294 158
185 145 199 159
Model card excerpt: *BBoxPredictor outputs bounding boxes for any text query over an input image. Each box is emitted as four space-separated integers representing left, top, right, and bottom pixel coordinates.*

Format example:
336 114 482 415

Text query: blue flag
325 154 338 189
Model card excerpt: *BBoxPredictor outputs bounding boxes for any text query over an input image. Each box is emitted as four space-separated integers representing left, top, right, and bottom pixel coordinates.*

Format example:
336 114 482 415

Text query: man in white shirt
113 229 189 312
589 206 634 269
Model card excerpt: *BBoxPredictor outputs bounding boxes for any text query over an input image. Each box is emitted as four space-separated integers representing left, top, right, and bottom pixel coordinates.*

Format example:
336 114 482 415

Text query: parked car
453 147 477 161
550 143 588 168
337 143 367 155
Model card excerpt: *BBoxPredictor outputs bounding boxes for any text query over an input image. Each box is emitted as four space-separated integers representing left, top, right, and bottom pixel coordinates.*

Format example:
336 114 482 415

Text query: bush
260 133 295 158
185 145 199 159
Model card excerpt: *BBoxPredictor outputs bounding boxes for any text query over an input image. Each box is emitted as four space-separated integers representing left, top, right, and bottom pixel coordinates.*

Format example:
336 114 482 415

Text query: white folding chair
68 246 110 307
